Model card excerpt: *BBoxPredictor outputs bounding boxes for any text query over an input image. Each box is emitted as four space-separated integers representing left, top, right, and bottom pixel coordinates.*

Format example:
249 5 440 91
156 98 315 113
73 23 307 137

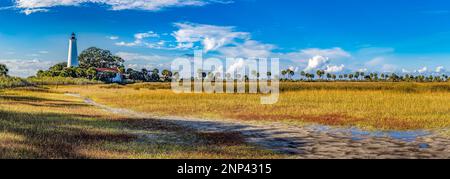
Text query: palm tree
326 73 332 80
152 68 161 81
281 70 287 80
316 70 324 80
161 69 173 82
354 72 360 80
300 71 306 80
289 70 295 80
141 68 149 81
0 63 9 77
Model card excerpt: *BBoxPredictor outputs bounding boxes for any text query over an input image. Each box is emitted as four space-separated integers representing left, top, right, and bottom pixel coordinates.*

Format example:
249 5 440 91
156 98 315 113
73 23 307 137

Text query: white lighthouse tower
67 32 79 67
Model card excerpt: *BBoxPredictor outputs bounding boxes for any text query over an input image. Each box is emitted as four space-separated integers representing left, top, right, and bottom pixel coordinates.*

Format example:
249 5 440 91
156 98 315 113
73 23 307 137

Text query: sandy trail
67 93 450 159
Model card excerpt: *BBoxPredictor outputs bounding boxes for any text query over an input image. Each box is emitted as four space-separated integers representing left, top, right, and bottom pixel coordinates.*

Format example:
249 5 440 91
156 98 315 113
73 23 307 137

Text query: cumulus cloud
226 58 245 74
325 64 345 73
170 22 276 58
0 59 54 77
116 31 159 47
173 22 250 52
417 66 428 73
14 0 232 14
436 66 445 73
300 48 351 59
304 56 329 72
281 47 350 63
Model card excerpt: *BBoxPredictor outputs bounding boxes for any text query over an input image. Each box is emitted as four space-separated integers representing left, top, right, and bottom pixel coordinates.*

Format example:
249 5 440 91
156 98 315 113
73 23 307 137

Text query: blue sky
0 0 449 77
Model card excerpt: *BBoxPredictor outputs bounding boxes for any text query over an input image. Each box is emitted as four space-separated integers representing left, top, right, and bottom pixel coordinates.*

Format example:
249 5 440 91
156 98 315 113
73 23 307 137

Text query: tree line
280 69 449 82
1 47 448 83
36 47 173 82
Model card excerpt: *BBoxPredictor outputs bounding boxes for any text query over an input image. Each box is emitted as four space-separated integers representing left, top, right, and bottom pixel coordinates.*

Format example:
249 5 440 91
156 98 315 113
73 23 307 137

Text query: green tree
316 70 325 79
75 67 86 78
0 63 9 77
49 62 67 71
161 69 173 82
78 47 124 68
151 68 160 81
267 72 272 79
86 67 97 80
281 70 287 80
288 69 295 80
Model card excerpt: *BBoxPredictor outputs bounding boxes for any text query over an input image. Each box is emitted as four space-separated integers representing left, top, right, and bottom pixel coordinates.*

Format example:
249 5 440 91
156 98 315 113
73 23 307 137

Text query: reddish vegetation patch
372 118 424 130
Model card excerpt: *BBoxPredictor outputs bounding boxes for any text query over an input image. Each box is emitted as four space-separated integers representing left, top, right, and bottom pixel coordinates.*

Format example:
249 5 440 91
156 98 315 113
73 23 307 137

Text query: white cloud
280 47 350 64
304 55 329 72
22 8 49 15
0 59 54 77
116 31 159 47
417 66 428 73
381 64 397 73
173 22 250 52
226 58 245 74
300 48 351 59
116 52 174 70
436 66 445 73
116 52 172 62
0 6 14 11
135 31 159 39
358 68 368 72
325 64 345 73
108 36 119 40
14 0 231 14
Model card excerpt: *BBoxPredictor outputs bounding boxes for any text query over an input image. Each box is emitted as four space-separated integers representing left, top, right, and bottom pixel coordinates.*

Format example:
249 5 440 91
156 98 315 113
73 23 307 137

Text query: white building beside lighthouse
67 32 79 67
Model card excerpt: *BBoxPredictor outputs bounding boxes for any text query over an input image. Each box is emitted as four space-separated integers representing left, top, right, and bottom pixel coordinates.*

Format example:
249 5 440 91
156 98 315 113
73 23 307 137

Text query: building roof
96 68 121 73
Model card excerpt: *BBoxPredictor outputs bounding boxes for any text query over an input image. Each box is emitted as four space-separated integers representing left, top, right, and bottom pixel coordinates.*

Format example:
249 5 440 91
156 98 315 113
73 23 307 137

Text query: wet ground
67 93 450 159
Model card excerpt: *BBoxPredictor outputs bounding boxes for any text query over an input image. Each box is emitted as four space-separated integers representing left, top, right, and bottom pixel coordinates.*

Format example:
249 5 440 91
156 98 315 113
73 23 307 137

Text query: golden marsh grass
0 88 281 159
56 82 450 130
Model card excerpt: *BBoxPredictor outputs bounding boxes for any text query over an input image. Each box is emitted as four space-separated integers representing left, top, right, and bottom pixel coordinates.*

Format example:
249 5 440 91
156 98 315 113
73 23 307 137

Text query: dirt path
67 94 450 159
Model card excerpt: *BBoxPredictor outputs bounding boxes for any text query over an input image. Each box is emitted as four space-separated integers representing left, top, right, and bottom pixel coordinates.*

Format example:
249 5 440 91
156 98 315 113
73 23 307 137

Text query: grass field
56 82 450 130
0 87 280 159
1 82 449 158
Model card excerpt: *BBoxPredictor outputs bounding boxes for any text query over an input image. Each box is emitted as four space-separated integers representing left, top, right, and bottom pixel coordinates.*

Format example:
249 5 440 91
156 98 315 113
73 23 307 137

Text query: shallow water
308 125 430 142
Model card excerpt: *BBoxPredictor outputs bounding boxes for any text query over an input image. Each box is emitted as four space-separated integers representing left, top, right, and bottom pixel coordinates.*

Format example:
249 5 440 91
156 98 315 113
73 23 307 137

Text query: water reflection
308 125 430 142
